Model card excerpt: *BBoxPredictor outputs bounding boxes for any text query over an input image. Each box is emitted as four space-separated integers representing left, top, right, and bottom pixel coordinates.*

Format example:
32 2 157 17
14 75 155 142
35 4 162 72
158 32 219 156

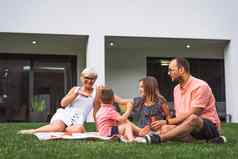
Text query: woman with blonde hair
18 68 98 134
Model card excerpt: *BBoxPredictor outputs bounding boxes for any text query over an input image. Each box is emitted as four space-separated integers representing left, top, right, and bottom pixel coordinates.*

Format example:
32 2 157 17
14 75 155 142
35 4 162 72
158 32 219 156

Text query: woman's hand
60 87 79 107
151 120 167 130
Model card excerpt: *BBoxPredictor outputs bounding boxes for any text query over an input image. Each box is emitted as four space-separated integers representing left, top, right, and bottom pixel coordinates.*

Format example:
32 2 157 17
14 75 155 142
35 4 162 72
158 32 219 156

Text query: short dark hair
174 57 190 73
100 87 114 104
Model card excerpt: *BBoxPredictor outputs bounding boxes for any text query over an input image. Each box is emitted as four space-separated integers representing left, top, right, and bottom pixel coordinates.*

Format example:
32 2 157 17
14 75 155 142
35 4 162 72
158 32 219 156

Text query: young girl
115 76 175 136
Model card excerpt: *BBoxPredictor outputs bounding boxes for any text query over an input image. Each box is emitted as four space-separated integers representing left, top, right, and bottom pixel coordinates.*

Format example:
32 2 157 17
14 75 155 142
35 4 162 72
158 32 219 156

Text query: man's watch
166 119 169 124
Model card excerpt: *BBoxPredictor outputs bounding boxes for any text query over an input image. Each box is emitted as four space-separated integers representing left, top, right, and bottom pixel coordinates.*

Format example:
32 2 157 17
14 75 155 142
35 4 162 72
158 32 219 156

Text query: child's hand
151 120 167 130
94 85 104 106
117 115 128 123
96 85 104 94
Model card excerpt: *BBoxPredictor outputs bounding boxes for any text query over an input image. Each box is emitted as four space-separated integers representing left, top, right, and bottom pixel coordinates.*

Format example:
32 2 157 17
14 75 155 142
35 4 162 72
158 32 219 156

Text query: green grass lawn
0 123 237 159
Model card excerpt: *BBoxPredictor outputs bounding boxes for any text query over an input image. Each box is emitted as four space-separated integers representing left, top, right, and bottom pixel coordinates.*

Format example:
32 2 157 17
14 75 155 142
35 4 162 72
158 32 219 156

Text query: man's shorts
191 118 219 140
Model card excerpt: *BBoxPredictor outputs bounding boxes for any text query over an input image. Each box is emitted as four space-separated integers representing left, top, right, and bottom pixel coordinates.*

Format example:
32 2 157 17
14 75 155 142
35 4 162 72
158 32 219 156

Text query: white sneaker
145 133 161 144
220 136 227 143
209 136 227 144
134 137 147 143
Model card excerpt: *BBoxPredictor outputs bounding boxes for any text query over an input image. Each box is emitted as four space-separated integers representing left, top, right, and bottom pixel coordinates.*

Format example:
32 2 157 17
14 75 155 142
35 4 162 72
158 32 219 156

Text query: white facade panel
0 0 237 122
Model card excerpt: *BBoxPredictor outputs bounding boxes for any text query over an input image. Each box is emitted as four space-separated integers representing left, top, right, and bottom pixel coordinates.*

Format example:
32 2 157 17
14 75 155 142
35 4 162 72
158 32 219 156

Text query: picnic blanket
34 132 114 141
33 132 146 143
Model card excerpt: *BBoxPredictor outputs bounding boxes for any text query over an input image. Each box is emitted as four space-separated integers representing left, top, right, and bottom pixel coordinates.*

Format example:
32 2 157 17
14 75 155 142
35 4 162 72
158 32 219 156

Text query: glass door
29 58 76 122
0 58 30 122
0 54 77 122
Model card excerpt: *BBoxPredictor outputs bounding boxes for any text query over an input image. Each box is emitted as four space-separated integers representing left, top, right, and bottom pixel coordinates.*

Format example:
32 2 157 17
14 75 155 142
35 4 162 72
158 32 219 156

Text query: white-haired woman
18 68 98 134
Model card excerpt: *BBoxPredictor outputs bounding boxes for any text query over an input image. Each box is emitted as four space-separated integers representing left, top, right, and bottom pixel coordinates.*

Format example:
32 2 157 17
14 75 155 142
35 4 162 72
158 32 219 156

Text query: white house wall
0 0 238 122
106 47 225 98
0 1 234 38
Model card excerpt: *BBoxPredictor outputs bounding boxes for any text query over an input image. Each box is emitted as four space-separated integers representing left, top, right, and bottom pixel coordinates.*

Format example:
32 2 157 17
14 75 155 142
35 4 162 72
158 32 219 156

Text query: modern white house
0 0 237 122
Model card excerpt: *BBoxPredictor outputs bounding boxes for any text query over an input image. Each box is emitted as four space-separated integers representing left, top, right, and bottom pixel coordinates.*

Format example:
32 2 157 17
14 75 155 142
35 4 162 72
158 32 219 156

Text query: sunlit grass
0 123 237 159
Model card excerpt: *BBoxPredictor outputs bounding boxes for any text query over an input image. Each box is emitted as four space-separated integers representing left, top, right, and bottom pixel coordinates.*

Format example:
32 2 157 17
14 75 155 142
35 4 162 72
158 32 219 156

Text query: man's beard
172 76 183 85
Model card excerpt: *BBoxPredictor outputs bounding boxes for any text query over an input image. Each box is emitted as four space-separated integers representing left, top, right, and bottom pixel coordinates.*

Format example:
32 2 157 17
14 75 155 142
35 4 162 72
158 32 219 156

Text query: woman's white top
50 87 96 126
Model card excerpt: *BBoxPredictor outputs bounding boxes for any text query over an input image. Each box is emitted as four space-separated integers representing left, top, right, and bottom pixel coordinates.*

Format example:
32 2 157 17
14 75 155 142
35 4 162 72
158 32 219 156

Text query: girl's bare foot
139 126 150 136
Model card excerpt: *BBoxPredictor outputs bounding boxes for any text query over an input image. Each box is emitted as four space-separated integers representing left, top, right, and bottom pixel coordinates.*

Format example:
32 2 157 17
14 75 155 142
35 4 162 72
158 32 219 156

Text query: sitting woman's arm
114 96 133 122
60 87 79 108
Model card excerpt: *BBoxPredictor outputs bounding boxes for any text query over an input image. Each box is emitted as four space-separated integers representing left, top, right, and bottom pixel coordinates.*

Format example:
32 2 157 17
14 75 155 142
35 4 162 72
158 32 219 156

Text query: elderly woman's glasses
84 76 96 81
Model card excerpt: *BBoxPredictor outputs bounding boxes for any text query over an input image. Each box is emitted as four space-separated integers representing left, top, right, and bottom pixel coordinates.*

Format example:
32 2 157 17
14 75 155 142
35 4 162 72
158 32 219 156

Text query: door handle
2 94 7 98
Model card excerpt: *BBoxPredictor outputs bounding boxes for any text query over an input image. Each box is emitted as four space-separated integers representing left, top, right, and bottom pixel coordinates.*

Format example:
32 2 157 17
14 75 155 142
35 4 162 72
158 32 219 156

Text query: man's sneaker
209 136 227 144
145 133 161 144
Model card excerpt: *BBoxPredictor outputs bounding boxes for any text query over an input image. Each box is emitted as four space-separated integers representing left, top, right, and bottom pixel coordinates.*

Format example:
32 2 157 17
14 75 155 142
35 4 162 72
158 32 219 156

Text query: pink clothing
96 104 120 137
174 76 220 128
